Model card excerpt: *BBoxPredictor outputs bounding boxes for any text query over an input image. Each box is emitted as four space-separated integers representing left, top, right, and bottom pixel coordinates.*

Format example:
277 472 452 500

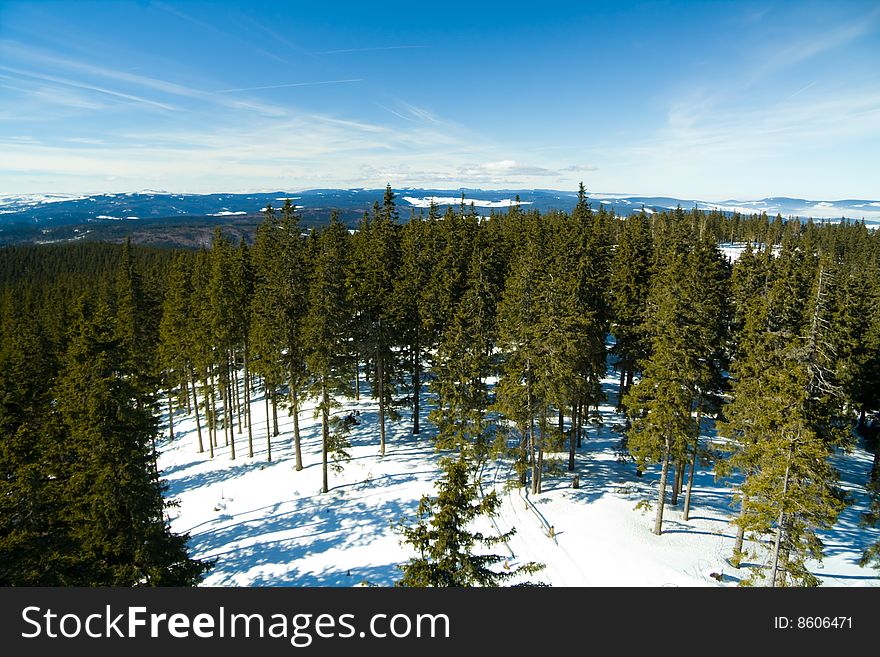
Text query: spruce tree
429 228 497 458
397 455 542 587
303 213 353 493
610 211 653 409
347 187 402 456
54 297 211 585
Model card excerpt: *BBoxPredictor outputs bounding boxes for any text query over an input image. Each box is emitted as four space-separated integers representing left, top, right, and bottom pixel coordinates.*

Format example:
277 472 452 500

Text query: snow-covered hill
156 353 880 587
2 189 879 227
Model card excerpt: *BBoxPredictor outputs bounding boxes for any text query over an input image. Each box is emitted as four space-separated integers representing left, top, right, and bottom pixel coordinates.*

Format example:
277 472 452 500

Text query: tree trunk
568 402 576 472
221 365 229 447
527 365 535 491
576 402 583 448
185 373 192 414
378 343 386 457
535 412 545 495
265 377 272 462
618 365 626 411
653 438 671 535
413 329 420 435
190 370 203 453
233 351 242 435
292 387 303 471
770 443 793 588
271 390 279 437
732 491 749 567
167 392 175 440
209 370 218 449
683 439 698 521
244 347 253 457
321 381 330 494
671 459 680 506
204 378 214 459
354 355 360 401
289 359 302 470
227 367 236 461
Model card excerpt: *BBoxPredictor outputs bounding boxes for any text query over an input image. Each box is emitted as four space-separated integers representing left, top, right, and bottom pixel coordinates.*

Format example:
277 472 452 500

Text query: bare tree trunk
671 459 680 506
265 377 272 462
271 389 279 437
568 402 576 472
576 402 583 448
221 362 229 447
185 373 192 414
378 343 386 457
204 378 214 459
190 370 203 453
354 355 360 401
227 361 236 461
527 365 535 492
653 438 671 535
321 381 330 494
288 359 303 470
770 443 793 588
732 491 748 567
244 347 253 457
292 388 303 471
412 329 420 435
233 351 242 435
618 366 626 411
209 370 218 449
167 392 175 440
535 412 545 494
683 440 698 521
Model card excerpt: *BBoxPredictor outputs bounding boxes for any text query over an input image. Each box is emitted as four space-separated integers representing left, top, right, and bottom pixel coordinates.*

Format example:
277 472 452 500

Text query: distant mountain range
1 188 877 247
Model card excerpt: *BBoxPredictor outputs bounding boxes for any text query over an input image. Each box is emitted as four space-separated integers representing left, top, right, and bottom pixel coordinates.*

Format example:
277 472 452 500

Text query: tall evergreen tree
303 213 353 493
347 187 402 456
54 297 211 585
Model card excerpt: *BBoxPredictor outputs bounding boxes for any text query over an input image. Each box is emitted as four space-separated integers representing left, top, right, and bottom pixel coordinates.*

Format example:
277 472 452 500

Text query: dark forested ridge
2 185 879 587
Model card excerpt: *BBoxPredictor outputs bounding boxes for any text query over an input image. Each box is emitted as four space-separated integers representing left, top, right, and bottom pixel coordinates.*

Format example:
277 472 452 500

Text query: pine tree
720 253 848 585
54 297 211 585
0 291 69 585
158 253 195 447
391 210 431 435
347 187 402 456
397 455 542 587
610 211 653 408
624 241 702 534
429 228 497 459
303 213 353 493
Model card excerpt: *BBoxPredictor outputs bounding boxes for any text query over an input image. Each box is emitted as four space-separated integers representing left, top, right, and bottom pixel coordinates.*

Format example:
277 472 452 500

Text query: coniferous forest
2 185 879 587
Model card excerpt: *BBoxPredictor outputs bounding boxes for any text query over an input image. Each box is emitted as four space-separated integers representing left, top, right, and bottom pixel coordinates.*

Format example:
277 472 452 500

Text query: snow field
157 359 880 587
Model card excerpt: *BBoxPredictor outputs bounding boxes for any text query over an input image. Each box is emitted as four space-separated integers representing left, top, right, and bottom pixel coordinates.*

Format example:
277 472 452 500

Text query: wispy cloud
0 63 177 111
218 79 362 93
317 45 426 55
745 6 880 86
153 1 290 64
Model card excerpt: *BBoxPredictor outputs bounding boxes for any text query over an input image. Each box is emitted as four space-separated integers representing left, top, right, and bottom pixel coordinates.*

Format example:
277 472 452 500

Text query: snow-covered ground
157 357 880 587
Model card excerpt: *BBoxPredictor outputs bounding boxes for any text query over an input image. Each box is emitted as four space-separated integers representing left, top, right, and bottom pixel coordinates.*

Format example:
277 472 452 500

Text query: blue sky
1 0 878 199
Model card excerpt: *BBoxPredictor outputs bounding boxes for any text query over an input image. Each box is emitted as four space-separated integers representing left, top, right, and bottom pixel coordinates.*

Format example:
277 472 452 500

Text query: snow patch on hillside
403 196 533 208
